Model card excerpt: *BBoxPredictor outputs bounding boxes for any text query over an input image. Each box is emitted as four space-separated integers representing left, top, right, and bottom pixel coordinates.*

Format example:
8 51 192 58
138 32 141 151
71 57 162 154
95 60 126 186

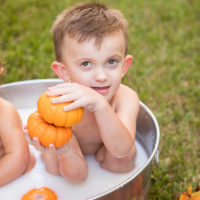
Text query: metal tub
0 79 160 200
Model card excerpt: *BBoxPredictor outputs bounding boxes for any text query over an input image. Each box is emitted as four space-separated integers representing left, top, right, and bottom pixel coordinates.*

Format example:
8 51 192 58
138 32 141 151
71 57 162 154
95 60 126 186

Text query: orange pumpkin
179 193 200 200
37 92 84 127
27 111 72 148
21 187 57 200
179 185 200 200
179 193 190 200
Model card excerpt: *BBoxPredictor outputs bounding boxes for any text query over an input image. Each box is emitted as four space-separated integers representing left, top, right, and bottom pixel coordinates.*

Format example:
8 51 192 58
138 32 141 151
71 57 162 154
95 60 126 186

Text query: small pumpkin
21 187 57 200
37 92 84 127
179 184 200 200
27 111 72 148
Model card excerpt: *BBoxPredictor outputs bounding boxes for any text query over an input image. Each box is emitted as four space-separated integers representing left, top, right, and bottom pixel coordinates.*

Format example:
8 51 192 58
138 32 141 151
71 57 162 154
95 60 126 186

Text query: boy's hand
24 126 69 155
47 82 107 112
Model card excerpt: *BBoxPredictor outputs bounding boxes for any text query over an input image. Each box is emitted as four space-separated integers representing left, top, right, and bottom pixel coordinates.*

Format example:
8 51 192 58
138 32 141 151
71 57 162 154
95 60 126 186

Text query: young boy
0 60 35 187
32 2 139 183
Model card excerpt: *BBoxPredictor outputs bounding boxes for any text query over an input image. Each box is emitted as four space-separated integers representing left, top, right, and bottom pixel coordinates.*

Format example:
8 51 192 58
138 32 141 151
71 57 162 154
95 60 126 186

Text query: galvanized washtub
0 79 160 200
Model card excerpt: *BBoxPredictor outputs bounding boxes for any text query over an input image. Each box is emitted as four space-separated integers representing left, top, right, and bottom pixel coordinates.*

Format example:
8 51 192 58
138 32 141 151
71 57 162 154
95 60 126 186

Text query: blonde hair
51 2 128 61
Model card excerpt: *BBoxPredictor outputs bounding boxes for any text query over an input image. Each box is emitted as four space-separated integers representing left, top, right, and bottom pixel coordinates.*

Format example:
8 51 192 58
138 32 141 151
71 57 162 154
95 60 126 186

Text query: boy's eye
107 59 118 65
81 61 92 68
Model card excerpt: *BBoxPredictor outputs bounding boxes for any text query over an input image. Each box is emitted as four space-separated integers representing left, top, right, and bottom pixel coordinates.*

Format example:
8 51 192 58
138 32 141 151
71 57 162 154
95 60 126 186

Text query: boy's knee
60 162 88 183
61 168 88 183
100 145 137 173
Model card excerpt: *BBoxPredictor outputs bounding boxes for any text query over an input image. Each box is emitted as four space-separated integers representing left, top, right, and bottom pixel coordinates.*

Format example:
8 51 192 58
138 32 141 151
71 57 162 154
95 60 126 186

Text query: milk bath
0 107 148 200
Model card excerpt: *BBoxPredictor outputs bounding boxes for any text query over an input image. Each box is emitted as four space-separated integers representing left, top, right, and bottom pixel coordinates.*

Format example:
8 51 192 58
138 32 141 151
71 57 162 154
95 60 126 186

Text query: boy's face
59 30 132 101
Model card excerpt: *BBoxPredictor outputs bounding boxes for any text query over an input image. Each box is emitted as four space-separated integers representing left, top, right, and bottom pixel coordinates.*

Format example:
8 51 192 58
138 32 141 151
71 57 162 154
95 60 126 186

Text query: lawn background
0 0 200 199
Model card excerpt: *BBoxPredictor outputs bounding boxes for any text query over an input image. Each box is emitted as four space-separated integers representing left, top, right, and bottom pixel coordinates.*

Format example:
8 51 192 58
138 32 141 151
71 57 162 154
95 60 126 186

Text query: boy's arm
94 86 139 172
0 100 30 186
94 87 139 158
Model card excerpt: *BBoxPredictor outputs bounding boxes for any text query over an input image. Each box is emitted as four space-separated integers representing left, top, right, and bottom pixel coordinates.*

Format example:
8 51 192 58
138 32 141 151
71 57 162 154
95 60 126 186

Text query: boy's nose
93 68 108 82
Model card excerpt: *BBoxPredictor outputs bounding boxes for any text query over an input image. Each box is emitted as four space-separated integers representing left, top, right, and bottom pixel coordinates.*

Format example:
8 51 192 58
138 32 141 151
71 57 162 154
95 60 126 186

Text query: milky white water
0 108 148 200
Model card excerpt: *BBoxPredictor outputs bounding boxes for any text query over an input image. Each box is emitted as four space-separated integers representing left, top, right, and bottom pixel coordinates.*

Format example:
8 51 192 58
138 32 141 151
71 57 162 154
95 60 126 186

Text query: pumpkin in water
37 92 84 127
27 111 72 148
21 187 57 200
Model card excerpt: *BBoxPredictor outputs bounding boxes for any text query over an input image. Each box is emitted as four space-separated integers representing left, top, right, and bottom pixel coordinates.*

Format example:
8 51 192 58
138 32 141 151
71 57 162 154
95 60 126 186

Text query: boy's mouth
92 86 110 95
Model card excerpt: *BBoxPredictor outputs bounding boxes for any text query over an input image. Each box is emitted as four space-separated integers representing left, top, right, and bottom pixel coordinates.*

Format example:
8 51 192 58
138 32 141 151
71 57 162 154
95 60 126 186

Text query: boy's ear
122 55 133 77
51 61 69 82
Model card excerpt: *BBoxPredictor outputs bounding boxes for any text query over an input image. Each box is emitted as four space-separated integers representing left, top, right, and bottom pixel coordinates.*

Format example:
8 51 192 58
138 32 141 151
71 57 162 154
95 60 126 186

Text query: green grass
0 0 200 199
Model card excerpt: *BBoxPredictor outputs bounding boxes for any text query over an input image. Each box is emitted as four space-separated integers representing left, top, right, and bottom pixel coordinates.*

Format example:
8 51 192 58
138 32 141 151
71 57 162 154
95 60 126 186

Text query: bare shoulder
0 97 21 132
113 84 140 116
0 98 26 152
119 84 138 98
0 97 17 119
116 84 139 105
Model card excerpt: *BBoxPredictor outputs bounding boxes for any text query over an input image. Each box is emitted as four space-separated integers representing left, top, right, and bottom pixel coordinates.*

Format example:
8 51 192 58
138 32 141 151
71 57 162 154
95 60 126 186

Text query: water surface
0 108 148 200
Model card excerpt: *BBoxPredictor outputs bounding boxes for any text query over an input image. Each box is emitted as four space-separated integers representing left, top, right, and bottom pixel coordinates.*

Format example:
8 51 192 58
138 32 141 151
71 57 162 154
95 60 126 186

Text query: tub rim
0 79 160 199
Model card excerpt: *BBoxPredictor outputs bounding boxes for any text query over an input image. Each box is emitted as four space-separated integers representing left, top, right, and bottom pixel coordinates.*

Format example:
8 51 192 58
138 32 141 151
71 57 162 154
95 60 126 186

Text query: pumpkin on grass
38 92 84 127
179 184 200 200
27 111 72 148
21 187 57 200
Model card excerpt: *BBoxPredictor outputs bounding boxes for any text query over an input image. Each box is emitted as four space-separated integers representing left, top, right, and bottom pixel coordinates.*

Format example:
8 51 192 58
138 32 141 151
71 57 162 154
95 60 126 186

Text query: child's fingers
47 87 73 96
23 124 27 129
48 83 72 91
48 82 79 91
23 127 34 146
26 136 57 154
47 83 79 97
23 128 28 135
64 99 83 111
48 144 56 154
32 137 44 151
47 144 69 155
23 125 28 135
51 93 79 104
32 137 40 146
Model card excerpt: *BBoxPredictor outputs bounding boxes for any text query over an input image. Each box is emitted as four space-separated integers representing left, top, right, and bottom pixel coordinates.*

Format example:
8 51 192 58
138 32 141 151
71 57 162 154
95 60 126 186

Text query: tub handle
155 150 159 166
